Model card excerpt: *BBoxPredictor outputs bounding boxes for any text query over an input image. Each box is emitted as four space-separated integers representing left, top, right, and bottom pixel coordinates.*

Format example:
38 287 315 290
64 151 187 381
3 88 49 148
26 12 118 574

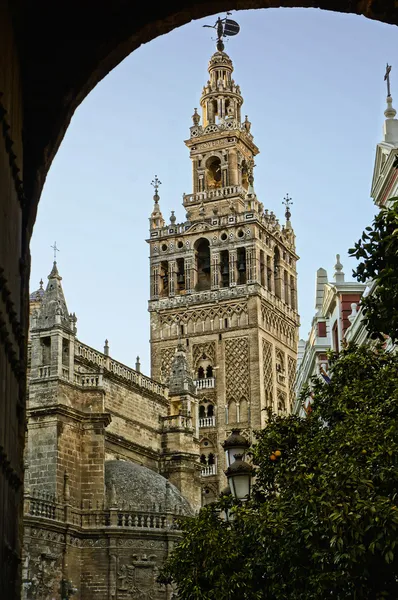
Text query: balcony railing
195 377 215 390
162 414 193 431
201 464 217 477
199 416 216 428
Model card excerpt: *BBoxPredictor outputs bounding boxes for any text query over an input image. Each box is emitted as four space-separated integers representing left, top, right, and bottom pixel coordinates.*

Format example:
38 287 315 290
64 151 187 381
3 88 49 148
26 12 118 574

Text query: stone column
228 150 239 186
246 248 254 283
211 251 220 289
169 261 176 296
185 256 194 294
229 250 237 287
267 255 274 293
152 264 159 299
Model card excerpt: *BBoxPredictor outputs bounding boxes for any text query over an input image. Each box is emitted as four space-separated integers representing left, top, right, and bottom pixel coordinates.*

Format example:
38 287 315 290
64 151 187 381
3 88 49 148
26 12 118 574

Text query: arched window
200 454 207 465
197 366 205 379
220 250 229 288
207 404 214 417
206 156 222 189
160 261 169 297
237 247 246 285
229 400 237 423
208 453 215 465
199 404 206 419
206 365 213 378
240 398 248 422
195 238 211 291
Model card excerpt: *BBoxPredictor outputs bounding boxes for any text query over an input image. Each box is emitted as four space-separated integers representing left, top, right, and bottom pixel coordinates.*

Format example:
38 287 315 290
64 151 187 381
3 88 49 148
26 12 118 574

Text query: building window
317 321 327 337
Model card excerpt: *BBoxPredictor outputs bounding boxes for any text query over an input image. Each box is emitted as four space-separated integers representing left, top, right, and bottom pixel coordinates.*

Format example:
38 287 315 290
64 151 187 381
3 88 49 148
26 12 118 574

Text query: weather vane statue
203 13 240 52
282 194 293 221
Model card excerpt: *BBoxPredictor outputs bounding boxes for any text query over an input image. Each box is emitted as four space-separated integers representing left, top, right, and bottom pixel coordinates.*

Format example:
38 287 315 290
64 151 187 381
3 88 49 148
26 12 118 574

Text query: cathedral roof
105 460 193 515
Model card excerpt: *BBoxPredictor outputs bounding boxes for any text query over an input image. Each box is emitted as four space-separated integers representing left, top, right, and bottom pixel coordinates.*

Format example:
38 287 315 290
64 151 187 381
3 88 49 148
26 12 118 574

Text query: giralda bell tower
147 17 300 504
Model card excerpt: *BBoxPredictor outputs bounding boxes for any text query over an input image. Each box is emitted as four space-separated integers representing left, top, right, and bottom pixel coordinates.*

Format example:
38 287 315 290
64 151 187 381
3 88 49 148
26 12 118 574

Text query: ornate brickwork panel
192 342 216 369
262 339 273 407
160 347 175 383
261 301 296 348
159 301 247 329
225 337 250 403
288 355 296 411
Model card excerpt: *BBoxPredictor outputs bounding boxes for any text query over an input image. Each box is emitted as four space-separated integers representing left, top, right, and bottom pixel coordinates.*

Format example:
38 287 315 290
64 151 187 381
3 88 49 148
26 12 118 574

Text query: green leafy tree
160 345 398 599
348 199 398 342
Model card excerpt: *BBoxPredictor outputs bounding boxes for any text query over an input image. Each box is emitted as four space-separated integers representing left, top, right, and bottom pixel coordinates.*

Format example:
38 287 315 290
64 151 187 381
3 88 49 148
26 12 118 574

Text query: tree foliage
160 345 398 599
348 199 398 342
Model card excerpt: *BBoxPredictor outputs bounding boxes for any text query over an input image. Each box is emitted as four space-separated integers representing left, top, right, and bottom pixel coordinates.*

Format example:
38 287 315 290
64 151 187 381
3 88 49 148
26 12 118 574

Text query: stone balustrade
201 464 216 477
76 341 167 399
199 416 216 428
161 414 193 431
24 493 184 530
195 377 215 390
183 184 246 205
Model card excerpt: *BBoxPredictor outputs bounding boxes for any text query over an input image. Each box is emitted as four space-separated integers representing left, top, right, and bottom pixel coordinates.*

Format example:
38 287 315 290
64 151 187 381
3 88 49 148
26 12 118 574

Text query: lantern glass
228 472 251 501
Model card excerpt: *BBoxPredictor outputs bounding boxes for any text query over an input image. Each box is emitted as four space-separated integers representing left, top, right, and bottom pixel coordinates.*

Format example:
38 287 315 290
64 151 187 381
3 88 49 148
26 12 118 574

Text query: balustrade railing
199 416 216 428
195 378 215 390
162 414 193 431
76 341 167 399
201 464 217 477
39 365 50 378
183 185 246 205
24 493 185 530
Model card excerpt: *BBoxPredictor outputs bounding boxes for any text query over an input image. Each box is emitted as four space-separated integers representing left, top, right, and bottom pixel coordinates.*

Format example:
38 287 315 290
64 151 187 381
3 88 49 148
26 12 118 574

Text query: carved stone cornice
27 404 112 427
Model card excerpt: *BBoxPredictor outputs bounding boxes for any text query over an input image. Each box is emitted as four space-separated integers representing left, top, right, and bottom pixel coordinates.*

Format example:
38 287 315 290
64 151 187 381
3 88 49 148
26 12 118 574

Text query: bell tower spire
185 27 259 220
147 22 300 505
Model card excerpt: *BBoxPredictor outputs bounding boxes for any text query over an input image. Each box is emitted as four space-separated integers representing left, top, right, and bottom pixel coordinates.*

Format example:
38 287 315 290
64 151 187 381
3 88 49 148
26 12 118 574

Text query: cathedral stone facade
22 44 299 599
148 48 300 503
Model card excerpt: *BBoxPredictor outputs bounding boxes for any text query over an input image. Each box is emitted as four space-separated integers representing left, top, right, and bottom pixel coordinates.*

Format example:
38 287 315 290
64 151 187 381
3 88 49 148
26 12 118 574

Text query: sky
30 8 398 376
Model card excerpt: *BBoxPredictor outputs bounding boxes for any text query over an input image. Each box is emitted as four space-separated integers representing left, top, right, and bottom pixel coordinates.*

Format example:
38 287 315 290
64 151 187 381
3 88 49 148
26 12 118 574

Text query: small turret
34 261 72 331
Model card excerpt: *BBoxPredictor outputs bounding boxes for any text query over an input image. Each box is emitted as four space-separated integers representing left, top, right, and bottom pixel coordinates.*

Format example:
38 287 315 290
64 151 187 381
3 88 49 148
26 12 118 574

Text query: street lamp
222 430 254 502
222 428 250 467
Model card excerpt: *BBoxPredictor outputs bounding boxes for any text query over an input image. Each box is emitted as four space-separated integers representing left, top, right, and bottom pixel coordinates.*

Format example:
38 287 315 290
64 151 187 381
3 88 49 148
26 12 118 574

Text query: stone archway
1 1 398 597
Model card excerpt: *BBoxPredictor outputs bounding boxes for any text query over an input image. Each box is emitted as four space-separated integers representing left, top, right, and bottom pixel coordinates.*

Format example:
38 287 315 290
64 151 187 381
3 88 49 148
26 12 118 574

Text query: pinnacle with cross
282 194 293 221
50 241 60 262
385 63 392 97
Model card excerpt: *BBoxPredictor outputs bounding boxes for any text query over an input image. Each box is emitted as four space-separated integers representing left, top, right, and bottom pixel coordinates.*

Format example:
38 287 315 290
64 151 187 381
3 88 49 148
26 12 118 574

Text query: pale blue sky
31 8 398 376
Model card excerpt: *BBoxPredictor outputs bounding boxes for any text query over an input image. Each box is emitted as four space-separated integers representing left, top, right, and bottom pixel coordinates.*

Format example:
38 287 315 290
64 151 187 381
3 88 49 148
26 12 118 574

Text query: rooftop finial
151 175 162 201
385 63 392 97
50 241 60 262
283 194 293 222
39 278 43 290
203 13 240 52
384 64 397 119
333 254 345 284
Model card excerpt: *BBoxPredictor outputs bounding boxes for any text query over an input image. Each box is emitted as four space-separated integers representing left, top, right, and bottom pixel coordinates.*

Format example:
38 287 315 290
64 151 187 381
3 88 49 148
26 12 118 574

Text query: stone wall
0 4 26 596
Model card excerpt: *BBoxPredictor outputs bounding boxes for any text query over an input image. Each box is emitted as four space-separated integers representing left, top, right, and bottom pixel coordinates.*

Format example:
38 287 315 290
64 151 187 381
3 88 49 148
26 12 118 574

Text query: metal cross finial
282 194 293 220
151 175 162 195
50 241 60 261
385 63 392 97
